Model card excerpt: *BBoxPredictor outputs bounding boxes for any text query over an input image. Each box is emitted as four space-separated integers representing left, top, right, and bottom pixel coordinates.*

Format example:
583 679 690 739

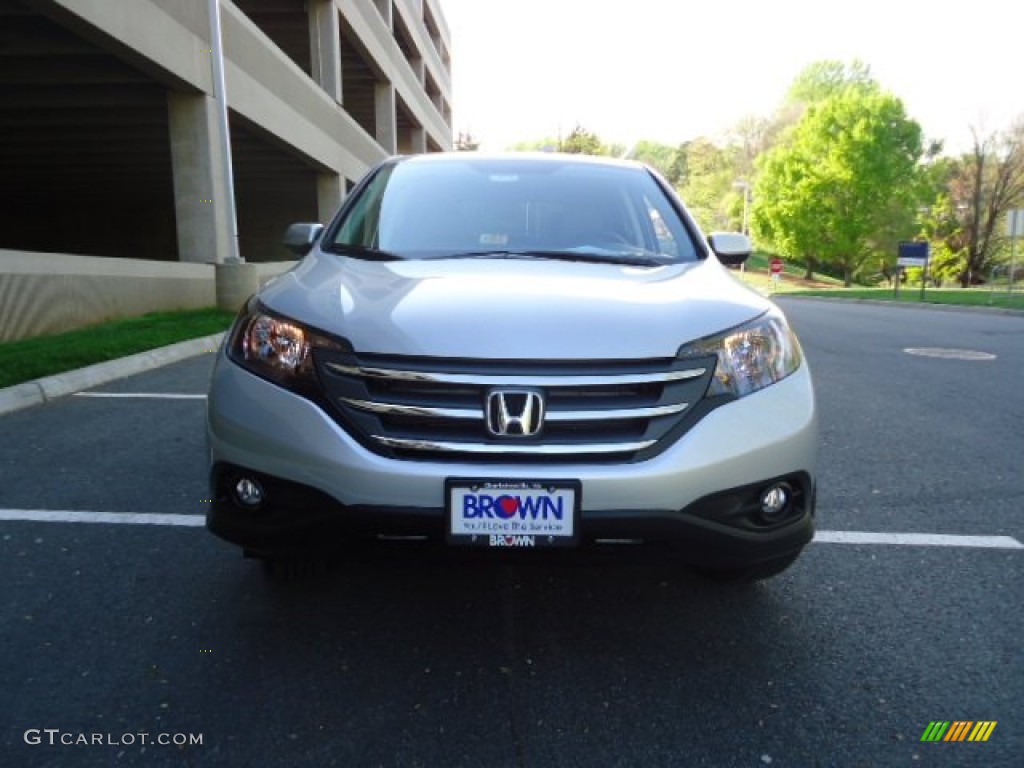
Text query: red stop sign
770 258 784 274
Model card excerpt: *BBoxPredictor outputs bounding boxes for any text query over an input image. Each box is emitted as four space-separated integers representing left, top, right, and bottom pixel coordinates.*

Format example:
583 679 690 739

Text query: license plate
446 479 580 548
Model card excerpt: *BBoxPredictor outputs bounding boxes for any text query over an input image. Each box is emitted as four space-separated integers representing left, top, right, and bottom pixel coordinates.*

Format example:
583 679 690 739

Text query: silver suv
206 153 817 580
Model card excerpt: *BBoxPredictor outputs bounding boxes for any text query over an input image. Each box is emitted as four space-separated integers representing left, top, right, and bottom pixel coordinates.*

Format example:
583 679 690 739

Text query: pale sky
440 0 1022 154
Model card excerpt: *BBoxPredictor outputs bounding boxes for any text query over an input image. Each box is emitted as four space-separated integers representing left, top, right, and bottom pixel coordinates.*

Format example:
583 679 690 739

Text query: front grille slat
342 397 688 424
341 397 481 421
324 361 706 387
315 353 717 463
373 436 658 456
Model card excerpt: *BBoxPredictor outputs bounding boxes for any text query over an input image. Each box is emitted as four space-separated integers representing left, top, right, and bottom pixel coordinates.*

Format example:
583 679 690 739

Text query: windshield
326 157 701 264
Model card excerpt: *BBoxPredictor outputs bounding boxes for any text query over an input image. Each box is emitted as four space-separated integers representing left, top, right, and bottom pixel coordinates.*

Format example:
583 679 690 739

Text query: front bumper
208 461 814 565
207 351 818 565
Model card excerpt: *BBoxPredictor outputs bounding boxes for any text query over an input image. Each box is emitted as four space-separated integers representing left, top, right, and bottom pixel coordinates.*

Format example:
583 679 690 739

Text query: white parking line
74 393 207 400
0 509 205 527
0 509 1022 549
813 530 1023 549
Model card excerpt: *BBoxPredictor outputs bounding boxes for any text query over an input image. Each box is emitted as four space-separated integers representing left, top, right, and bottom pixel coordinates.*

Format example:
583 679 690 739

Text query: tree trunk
802 255 816 281
844 266 852 287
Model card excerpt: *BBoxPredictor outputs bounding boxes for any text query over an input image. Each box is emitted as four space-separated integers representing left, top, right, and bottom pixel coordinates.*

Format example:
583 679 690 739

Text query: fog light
759 483 791 519
234 477 264 508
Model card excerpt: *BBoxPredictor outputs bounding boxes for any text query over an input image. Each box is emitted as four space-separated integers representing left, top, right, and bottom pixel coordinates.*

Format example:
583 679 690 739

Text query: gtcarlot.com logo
24 729 203 747
920 721 997 742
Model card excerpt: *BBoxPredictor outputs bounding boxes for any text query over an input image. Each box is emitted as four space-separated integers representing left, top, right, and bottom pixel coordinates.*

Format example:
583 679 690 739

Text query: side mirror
282 222 324 257
707 232 752 267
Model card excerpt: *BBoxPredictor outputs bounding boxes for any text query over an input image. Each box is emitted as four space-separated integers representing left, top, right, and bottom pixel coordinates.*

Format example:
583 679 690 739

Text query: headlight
679 309 802 398
243 314 309 373
226 303 347 393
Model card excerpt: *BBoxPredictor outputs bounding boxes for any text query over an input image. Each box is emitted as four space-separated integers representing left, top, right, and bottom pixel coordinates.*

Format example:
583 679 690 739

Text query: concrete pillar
409 126 427 155
375 81 397 154
411 55 425 85
317 172 345 222
167 90 233 264
215 262 259 311
308 0 342 103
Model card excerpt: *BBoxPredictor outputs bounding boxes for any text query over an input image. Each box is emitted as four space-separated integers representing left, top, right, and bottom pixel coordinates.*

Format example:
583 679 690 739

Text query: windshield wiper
519 249 667 267
425 249 666 267
323 243 404 261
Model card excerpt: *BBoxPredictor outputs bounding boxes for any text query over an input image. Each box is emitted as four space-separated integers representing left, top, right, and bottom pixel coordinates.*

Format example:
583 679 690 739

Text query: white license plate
446 479 580 548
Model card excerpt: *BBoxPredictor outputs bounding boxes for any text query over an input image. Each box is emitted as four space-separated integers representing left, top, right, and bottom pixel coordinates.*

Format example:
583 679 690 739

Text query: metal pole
208 0 241 263
1010 234 1017 299
920 241 929 301
740 188 748 275
742 186 750 236
1009 210 1020 299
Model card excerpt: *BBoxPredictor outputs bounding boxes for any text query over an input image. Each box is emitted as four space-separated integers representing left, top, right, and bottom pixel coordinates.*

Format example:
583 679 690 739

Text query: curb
0 332 225 417
775 294 1024 317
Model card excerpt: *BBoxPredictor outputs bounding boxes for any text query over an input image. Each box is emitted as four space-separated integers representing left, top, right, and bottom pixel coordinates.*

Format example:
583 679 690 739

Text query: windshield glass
326 157 700 264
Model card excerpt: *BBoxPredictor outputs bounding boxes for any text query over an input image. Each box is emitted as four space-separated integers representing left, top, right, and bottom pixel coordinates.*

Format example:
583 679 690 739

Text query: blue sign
897 241 929 266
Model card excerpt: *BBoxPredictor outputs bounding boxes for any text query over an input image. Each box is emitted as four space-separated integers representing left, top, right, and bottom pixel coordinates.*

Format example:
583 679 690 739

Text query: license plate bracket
446 479 581 548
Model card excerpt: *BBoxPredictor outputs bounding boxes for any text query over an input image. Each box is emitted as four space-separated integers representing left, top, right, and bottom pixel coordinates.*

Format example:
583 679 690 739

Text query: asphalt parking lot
1 298 1022 767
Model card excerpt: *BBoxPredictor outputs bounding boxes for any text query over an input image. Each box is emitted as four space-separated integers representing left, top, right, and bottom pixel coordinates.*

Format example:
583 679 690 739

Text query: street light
731 180 751 276
732 180 751 236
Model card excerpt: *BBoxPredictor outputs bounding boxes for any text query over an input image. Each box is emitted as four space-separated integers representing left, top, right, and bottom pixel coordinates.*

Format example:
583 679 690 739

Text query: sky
439 0 1022 155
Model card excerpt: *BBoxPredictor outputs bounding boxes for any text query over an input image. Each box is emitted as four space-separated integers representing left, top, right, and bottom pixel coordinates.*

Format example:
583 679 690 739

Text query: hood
258 252 770 360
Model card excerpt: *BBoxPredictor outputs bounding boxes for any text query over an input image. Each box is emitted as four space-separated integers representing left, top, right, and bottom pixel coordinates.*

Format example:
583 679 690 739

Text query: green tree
679 139 740 232
560 124 605 156
753 86 924 285
510 136 561 153
914 156 967 285
628 140 678 179
726 115 777 182
947 120 1024 285
665 141 690 187
511 125 617 156
785 59 875 106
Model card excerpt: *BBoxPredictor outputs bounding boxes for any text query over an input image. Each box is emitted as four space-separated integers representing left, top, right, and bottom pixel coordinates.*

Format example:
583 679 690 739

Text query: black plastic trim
208 463 815 566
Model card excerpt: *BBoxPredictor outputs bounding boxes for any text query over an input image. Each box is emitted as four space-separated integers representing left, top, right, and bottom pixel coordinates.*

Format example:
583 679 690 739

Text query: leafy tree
947 120 1024 285
665 141 690 187
785 59 875 106
678 139 740 232
726 115 777 182
628 140 678 179
913 156 968 284
560 124 605 156
753 85 924 285
511 125 617 156
510 136 562 153
918 200 968 285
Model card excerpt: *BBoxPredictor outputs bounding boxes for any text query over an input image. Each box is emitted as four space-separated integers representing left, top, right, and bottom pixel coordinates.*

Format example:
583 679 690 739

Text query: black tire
692 551 802 583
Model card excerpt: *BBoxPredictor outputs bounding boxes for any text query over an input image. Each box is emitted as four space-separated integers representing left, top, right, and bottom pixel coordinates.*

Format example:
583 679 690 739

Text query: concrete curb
0 332 225 417
776 294 1024 317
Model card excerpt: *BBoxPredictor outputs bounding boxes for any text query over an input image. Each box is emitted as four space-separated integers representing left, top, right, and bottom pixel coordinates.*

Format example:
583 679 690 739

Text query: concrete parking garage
0 0 452 340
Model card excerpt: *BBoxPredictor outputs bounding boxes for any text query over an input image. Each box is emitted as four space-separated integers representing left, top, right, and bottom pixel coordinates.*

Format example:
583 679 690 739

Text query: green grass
735 252 844 294
0 308 235 389
737 254 1024 310
2 269 1020 392
787 286 1024 310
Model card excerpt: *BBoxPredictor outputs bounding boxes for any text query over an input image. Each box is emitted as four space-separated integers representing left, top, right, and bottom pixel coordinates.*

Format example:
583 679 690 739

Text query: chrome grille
314 353 717 463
